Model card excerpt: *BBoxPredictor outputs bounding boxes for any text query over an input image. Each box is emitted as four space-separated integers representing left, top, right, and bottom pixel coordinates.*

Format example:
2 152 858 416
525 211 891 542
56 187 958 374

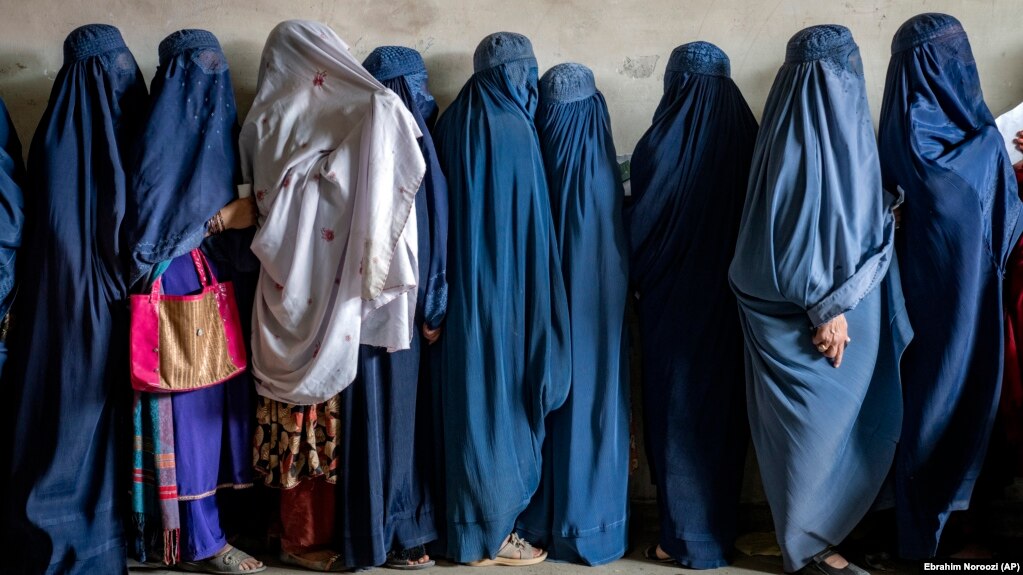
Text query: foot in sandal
279 549 346 572
467 533 547 567
179 544 266 574
385 545 435 570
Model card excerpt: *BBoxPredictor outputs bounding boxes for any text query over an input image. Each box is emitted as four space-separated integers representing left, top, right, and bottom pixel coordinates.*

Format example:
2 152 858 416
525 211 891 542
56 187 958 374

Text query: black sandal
385 545 435 570
801 548 869 575
643 545 675 564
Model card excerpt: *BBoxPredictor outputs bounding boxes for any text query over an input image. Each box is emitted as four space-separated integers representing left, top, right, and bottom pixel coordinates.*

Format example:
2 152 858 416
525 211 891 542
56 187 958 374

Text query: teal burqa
728 25 912 571
516 63 630 566
433 32 571 562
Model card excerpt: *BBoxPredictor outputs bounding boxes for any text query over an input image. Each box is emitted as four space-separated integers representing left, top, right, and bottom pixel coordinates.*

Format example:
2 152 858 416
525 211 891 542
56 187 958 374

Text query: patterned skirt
254 394 341 489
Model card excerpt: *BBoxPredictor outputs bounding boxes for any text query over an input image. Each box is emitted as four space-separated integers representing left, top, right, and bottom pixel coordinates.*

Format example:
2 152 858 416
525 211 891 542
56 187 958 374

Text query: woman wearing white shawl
240 20 425 571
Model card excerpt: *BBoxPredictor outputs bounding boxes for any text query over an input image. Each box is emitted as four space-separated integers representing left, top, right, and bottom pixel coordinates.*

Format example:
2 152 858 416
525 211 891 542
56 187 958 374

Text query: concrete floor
131 547 793 575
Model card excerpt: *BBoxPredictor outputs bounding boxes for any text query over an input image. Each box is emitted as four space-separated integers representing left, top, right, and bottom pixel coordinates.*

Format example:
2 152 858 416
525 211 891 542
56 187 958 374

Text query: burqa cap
666 41 731 78
63 24 126 63
158 29 223 67
539 63 596 103
785 24 855 63
363 46 426 81
891 13 966 53
473 32 535 72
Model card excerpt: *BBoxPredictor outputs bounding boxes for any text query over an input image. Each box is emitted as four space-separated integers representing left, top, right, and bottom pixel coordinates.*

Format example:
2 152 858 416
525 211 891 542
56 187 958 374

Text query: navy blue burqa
516 63 630 566
330 46 449 568
878 13 1023 559
0 24 148 574
433 32 572 562
729 25 911 571
624 42 757 568
0 97 24 377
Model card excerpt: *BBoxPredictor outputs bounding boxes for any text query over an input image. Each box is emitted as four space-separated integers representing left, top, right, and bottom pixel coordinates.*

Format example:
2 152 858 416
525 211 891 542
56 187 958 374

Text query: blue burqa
0 24 148 574
128 28 254 285
878 13 1023 559
331 46 449 567
624 42 757 568
516 63 629 566
0 97 24 378
728 25 912 572
433 32 572 562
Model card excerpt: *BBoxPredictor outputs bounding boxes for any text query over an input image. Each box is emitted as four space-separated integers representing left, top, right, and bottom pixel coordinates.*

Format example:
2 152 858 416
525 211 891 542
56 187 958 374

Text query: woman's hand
813 314 850 368
422 323 442 345
220 196 258 230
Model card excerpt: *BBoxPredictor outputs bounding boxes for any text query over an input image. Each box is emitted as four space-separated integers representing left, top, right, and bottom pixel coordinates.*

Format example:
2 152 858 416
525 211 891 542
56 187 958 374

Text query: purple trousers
163 253 254 561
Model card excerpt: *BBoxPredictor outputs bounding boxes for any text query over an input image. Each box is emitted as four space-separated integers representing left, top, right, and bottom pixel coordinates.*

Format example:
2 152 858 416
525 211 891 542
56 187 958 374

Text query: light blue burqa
728 25 912 571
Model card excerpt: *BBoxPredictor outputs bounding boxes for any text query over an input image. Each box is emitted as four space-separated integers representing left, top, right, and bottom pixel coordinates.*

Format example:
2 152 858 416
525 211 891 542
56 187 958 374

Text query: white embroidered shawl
240 20 424 404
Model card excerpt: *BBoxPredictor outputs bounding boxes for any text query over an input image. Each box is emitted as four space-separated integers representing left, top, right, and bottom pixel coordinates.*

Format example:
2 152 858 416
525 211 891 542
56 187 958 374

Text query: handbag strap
148 249 219 302
190 249 217 288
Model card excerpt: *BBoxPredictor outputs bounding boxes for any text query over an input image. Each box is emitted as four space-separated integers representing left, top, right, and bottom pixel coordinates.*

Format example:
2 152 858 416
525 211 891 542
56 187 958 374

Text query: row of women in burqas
631 13 1022 575
0 10 1019 575
0 19 627 575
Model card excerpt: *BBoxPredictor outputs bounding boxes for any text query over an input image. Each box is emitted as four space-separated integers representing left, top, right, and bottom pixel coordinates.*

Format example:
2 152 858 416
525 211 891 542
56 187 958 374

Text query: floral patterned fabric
254 394 341 489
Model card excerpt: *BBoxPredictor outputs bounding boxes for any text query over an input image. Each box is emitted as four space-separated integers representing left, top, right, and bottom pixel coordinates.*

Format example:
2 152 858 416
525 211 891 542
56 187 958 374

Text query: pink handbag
130 249 247 393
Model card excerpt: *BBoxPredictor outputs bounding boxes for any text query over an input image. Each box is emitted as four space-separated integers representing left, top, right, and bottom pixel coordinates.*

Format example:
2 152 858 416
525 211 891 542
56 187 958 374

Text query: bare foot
408 553 431 565
654 545 671 560
214 544 264 571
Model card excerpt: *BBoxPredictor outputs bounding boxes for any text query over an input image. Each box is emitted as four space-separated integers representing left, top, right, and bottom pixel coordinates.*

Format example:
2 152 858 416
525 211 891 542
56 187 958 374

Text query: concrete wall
1 0 1021 155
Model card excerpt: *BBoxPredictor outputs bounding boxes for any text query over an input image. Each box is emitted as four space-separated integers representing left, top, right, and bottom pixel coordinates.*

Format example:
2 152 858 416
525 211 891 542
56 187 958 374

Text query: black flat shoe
800 548 869 575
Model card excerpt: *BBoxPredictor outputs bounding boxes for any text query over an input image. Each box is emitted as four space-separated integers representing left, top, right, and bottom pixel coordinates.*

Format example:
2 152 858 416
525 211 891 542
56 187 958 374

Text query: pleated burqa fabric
0 97 24 378
0 24 148 574
127 29 256 564
878 13 1023 559
433 32 571 562
515 63 629 566
728 25 912 572
624 42 757 569
329 45 449 568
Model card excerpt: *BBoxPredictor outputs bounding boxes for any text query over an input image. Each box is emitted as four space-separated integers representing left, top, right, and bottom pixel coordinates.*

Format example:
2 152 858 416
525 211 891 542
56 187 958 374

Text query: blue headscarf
433 32 571 563
516 62 630 566
127 29 246 286
364 46 447 328
729 25 911 572
0 24 148 574
624 42 757 568
364 46 439 127
0 98 24 324
878 13 1022 559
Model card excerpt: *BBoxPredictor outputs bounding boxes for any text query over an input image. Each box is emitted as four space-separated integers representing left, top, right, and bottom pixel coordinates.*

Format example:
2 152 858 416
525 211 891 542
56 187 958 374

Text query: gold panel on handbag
157 289 239 390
